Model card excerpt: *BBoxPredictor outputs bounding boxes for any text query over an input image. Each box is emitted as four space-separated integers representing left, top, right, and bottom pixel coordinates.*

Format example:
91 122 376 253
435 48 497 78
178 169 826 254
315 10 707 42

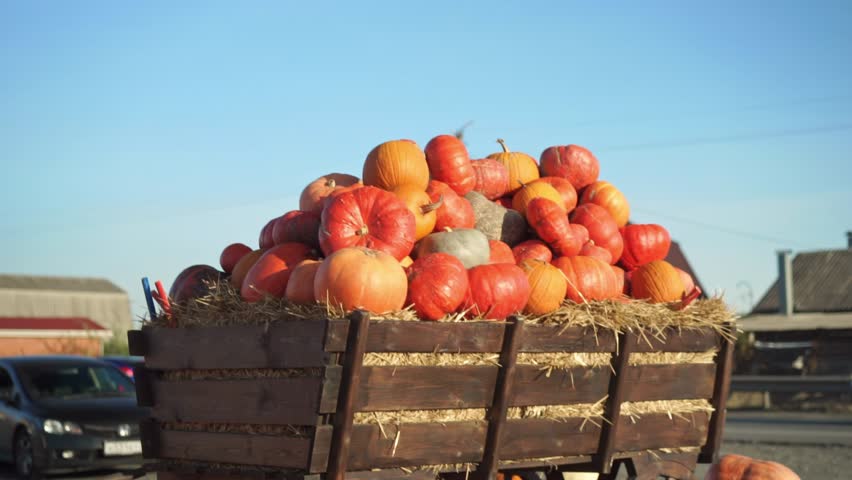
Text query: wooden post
699 323 735 464
326 310 370 480
476 317 525 480
594 330 637 474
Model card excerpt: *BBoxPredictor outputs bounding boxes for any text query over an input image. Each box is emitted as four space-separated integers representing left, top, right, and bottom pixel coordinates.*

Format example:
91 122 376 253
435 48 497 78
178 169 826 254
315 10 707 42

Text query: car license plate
103 440 142 456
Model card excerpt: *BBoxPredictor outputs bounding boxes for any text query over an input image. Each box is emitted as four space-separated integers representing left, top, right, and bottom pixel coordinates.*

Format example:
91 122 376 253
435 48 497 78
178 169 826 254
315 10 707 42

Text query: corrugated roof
0 317 108 331
665 241 707 298
752 249 852 314
0 274 125 294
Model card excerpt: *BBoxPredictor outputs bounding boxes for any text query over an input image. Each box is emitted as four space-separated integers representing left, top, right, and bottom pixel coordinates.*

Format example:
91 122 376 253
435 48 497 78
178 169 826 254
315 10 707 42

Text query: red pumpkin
284 259 322 305
219 243 252 274
537 176 578 212
299 173 360 213
539 144 600 190
471 158 509 200
462 263 531 320
552 256 620 303
426 180 476 230
392 185 442 241
579 240 612 264
569 224 590 246
319 186 416 261
259 217 277 249
406 253 469 320
611 265 626 296
580 180 630 227
241 243 314 302
425 134 476 195
526 197 582 257
314 247 408 314
511 180 565 219
272 210 321 249
322 183 364 210
619 224 671 270
570 204 623 264
705 454 800 480
489 240 516 264
229 249 265 290
512 239 553 265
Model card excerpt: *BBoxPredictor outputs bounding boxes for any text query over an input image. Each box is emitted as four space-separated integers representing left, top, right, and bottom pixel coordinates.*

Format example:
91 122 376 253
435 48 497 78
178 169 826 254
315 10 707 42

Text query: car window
15 363 135 400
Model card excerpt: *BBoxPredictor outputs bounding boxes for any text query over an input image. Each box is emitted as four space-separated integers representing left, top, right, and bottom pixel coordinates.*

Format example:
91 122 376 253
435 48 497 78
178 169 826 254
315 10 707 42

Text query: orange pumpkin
229 249 265 290
579 180 630 227
552 256 621 303
537 176 578 212
299 173 361 213
313 247 407 313
241 243 314 302
487 139 540 195
511 180 565 219
630 260 685 303
520 259 568 315
284 259 322 305
706 454 800 480
392 185 442 241
363 139 429 191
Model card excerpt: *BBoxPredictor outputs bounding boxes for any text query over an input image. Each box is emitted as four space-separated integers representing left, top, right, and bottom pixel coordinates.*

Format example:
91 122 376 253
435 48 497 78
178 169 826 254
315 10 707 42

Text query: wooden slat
594 331 636 474
127 329 146 356
623 363 717 402
478 318 525 480
140 321 331 369
327 311 371 480
500 418 600 460
150 377 323 425
616 412 711 451
318 363 713 414
629 328 721 353
510 367 610 406
521 325 617 353
133 366 154 407
326 321 619 353
325 319 505 353
150 428 313 469
700 324 736 464
314 422 487 472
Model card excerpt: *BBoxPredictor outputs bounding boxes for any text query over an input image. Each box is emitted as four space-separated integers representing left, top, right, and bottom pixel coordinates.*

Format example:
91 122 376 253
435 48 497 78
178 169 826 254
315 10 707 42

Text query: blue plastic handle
141 277 158 320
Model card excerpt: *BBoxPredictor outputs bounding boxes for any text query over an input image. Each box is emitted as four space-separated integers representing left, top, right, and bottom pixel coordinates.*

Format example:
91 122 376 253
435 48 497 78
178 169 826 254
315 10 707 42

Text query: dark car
0 356 148 478
99 356 145 381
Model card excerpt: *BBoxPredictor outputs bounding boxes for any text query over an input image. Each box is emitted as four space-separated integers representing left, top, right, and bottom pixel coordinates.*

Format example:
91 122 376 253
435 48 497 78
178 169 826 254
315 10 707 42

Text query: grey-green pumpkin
464 191 528 246
416 228 490 269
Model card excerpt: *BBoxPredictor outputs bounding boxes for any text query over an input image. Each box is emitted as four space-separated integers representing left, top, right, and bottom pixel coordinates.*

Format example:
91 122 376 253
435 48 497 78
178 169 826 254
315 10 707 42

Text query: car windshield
16 362 136 400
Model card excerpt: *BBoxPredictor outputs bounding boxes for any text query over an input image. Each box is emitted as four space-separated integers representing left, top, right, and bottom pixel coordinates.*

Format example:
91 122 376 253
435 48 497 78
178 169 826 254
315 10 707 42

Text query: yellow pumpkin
520 259 568 315
363 139 429 191
487 139 540 195
579 180 630 227
392 185 442 241
512 180 566 219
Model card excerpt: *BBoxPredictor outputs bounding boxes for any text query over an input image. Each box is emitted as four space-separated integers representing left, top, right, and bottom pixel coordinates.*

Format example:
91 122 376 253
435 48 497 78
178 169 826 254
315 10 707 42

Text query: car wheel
13 430 42 480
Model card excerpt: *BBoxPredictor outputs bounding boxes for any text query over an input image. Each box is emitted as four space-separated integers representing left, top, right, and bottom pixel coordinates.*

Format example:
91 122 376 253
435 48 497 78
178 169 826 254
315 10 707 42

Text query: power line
631 207 811 248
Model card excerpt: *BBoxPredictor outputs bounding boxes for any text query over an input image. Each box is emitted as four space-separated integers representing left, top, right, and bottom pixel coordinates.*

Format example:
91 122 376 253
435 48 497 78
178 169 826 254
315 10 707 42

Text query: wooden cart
128 310 734 480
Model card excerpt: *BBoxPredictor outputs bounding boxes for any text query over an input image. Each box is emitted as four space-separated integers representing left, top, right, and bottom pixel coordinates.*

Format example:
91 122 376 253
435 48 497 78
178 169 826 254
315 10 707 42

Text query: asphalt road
0 412 848 480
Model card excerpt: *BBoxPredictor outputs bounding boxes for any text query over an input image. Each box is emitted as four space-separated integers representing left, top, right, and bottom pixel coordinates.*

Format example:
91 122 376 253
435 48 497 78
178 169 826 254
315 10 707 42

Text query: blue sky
2 1 850 322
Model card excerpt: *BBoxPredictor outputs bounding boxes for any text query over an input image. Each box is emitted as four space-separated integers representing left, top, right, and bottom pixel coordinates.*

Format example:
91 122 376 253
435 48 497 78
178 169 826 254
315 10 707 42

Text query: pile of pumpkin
171 134 701 320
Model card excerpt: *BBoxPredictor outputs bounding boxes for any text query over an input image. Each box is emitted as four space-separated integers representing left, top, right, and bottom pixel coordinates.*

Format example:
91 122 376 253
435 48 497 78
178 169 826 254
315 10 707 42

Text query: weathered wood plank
478 318 525 480
521 325 617 353
325 320 505 353
151 377 323 425
595 331 635 474
151 428 313 469
623 363 716 402
318 363 713 414
140 321 331 369
616 412 711 451
700 324 736 464
327 311 371 480
500 418 601 460
629 328 721 353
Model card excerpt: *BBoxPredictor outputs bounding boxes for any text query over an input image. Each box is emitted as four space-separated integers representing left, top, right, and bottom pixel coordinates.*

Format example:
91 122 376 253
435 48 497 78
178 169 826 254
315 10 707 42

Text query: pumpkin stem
454 121 474 141
442 227 453 233
674 286 702 311
326 178 336 188
497 138 510 153
357 225 369 236
420 195 444 214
